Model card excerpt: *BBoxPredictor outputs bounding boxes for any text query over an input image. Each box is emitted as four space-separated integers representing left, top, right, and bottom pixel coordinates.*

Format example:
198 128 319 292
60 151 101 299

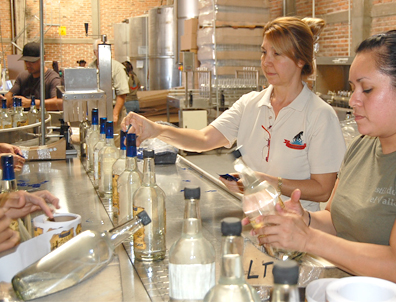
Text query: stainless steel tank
129 15 149 90
113 22 130 64
148 6 180 90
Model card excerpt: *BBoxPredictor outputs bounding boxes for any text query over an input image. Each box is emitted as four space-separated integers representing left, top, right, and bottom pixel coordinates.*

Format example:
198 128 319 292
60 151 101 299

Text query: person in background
122 17 346 212
252 30 396 282
77 60 87 67
0 190 60 253
88 39 129 125
5 42 62 111
122 61 141 114
0 143 25 171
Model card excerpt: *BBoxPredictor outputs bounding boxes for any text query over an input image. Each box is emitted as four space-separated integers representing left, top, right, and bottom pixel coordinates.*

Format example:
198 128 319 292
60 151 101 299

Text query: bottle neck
218 235 245 284
119 149 126 158
182 198 202 236
234 157 261 191
104 215 145 248
142 157 156 185
1 179 18 192
105 137 115 146
99 133 106 140
125 156 138 171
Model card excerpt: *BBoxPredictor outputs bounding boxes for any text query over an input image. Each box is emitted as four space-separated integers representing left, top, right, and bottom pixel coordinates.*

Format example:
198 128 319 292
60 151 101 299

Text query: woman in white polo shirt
121 17 346 211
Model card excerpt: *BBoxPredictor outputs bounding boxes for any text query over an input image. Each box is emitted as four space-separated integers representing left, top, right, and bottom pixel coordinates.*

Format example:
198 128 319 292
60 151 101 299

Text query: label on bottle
169 263 216 299
9 220 19 232
133 206 146 250
49 228 74 251
112 174 120 215
17 120 29 127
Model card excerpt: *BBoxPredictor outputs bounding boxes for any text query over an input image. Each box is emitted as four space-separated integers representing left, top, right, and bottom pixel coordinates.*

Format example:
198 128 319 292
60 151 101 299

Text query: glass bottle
98 121 119 197
28 96 40 125
93 117 107 188
203 217 260 302
1 155 19 232
11 97 19 128
271 260 300 302
79 110 90 158
1 99 12 129
232 147 302 261
1 154 17 193
17 98 28 127
12 211 152 301
111 130 127 212
85 108 99 171
169 187 216 301
133 149 166 261
114 133 141 223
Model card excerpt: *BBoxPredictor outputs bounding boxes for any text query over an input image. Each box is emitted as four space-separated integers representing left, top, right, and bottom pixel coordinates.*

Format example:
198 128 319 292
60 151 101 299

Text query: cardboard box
181 34 198 51
179 51 199 68
197 27 264 46
199 0 269 9
198 50 261 61
184 18 199 35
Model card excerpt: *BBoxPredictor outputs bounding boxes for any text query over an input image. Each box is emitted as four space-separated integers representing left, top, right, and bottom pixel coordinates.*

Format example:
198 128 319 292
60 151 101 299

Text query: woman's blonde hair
263 17 325 76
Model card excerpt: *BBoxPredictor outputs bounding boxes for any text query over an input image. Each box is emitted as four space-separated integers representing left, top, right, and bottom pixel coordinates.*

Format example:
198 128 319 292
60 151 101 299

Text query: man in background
5 42 62 111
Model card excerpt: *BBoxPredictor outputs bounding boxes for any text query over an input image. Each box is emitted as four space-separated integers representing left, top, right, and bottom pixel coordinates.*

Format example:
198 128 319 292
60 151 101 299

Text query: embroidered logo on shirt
284 131 307 150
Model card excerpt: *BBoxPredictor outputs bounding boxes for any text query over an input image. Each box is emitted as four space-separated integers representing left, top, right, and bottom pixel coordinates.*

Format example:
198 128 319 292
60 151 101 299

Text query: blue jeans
124 100 139 114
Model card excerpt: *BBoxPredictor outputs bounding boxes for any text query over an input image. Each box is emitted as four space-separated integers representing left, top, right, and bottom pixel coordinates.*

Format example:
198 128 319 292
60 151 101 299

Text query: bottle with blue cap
1 155 19 233
1 98 12 129
98 121 119 197
133 149 166 261
93 117 107 188
28 96 39 124
204 217 261 302
111 130 128 198
114 132 141 224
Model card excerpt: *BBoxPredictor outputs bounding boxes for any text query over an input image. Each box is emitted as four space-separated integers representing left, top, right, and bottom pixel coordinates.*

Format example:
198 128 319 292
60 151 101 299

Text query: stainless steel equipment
58 68 106 122
128 15 149 90
149 6 180 90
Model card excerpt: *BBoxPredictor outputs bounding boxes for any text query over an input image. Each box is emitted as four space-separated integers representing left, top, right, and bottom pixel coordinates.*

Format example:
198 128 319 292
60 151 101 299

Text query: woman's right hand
121 112 161 146
219 173 244 193
0 208 19 252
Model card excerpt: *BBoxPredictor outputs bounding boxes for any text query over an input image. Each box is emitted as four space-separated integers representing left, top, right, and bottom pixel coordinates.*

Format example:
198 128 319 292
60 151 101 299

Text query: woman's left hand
251 190 310 252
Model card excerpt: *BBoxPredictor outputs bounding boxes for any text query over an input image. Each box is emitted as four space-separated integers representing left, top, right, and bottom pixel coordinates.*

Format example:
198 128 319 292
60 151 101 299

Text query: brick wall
1 0 396 75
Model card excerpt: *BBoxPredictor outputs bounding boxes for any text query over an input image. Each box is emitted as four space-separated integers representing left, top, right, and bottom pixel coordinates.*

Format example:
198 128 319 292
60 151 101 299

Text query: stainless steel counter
7 153 349 302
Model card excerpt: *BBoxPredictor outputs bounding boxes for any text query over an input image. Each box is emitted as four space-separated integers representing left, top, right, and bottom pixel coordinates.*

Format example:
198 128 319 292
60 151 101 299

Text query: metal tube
39 0 46 145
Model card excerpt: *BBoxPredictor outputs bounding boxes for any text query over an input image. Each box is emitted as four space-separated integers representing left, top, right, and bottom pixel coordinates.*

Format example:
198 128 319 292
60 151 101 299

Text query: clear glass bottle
1 99 12 129
93 117 107 188
85 108 99 171
1 155 19 232
203 217 261 302
271 260 300 302
111 130 127 211
232 147 302 261
28 96 39 125
98 121 119 197
12 211 152 301
133 149 166 261
11 97 19 128
16 98 28 127
79 110 90 158
114 133 141 223
1 154 17 193
169 187 216 301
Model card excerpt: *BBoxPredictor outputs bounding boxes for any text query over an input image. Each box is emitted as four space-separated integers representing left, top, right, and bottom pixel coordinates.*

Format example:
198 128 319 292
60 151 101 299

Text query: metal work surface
98 155 245 302
13 159 150 302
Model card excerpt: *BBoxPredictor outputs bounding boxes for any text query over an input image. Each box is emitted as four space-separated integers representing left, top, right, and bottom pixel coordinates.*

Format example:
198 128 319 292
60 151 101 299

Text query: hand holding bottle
121 112 161 147
250 190 312 255
0 190 60 220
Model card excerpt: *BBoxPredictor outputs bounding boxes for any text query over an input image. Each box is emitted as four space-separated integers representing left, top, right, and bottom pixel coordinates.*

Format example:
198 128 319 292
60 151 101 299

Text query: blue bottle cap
1 155 15 181
2 99 6 109
126 133 137 157
91 108 99 125
13 98 17 108
99 117 107 134
105 121 114 139
120 130 127 150
31 96 36 105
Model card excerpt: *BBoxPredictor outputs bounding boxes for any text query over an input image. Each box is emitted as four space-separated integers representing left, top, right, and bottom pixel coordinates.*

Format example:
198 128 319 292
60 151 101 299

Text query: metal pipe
312 0 315 17
39 0 46 145
10 0 15 54
348 0 351 56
